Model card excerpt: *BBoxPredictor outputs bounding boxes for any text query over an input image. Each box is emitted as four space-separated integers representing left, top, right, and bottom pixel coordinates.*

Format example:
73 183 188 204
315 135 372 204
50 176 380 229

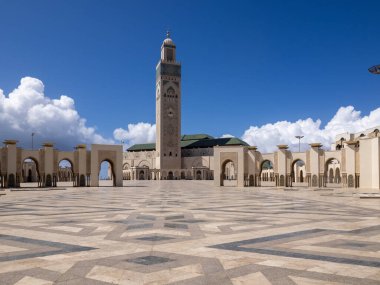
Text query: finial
166 30 170 38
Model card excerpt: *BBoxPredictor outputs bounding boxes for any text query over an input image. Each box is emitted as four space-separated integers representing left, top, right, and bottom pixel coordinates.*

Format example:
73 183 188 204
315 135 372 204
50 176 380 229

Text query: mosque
0 34 379 190
122 32 248 181
122 33 380 191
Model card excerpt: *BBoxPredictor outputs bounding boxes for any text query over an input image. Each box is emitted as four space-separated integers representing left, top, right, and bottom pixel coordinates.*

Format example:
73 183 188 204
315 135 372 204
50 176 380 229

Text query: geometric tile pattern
0 234 95 262
0 181 379 284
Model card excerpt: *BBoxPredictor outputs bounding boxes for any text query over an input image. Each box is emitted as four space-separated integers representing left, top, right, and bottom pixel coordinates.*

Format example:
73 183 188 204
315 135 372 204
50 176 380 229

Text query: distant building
124 34 248 180
124 134 248 180
213 126 380 189
1 33 379 190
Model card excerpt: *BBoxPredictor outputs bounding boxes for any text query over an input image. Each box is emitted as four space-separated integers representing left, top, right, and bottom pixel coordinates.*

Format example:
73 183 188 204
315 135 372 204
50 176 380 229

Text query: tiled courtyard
0 181 380 285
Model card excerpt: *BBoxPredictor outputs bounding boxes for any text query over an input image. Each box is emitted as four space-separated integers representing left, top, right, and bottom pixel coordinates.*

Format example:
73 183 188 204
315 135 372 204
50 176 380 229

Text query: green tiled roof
181 134 214 141
127 134 249 152
127 143 156 151
180 137 249 149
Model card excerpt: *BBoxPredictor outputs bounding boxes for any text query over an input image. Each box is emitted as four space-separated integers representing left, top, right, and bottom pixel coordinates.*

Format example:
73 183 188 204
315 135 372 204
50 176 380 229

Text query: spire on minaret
161 30 176 61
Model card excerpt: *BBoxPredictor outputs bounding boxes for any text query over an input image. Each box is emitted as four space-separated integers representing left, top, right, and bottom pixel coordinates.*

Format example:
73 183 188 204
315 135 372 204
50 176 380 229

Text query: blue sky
0 0 379 151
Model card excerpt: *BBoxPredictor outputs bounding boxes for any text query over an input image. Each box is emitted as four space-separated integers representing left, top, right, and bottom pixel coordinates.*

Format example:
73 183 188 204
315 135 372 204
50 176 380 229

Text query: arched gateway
0 141 123 188
214 137 377 189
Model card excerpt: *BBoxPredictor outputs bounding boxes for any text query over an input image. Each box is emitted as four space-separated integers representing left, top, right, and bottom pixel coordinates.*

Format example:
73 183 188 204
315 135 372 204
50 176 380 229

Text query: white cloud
113 122 156 149
3 78 378 156
221 134 234 138
0 77 113 149
242 106 380 153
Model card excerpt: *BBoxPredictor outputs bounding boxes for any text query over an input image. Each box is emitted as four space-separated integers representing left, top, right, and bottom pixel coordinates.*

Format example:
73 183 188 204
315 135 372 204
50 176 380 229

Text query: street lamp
340 137 345 149
368 64 380 74
31 132 35 150
295 135 304 152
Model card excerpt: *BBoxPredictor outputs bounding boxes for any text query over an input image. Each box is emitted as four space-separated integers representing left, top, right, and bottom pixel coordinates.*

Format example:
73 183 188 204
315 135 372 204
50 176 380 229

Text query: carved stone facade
214 127 380 190
155 33 182 173
0 141 123 188
124 35 248 180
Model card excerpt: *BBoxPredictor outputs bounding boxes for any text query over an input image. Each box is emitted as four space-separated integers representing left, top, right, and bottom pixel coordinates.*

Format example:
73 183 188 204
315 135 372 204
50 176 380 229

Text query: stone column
276 145 288 187
42 142 55 187
309 143 322 188
345 140 357 188
213 147 221 186
3 140 19 188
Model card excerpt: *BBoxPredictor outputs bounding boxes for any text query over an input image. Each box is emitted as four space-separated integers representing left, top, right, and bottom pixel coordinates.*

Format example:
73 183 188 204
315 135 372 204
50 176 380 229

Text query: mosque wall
214 135 380 190
0 141 123 188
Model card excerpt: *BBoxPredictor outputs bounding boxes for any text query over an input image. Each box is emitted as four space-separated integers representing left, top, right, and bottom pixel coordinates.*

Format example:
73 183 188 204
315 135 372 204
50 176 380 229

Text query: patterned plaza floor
0 181 380 284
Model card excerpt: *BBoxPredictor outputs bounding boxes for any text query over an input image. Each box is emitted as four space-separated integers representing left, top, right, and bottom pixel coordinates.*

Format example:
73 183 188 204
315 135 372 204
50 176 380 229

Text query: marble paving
0 181 380 284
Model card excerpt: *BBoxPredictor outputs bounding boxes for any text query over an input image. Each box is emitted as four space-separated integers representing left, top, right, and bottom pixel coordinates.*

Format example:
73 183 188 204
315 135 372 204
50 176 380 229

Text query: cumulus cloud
242 106 380 153
0 77 113 149
221 134 234 138
3 78 378 156
113 122 156 149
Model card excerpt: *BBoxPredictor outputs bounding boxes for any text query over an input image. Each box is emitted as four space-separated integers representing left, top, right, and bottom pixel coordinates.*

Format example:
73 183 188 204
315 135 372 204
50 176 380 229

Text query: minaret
155 32 181 175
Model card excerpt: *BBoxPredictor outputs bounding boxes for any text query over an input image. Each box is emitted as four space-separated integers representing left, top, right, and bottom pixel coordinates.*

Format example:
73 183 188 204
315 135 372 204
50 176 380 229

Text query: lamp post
295 135 304 152
368 64 380 75
121 140 125 151
31 132 35 150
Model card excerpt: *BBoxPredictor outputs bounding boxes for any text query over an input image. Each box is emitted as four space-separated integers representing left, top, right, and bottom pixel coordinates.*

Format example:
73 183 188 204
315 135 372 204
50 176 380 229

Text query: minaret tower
155 32 182 175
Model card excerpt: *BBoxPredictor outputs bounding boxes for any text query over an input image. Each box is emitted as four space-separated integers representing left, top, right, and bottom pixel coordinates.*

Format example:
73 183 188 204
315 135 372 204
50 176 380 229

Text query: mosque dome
163 37 174 45
163 31 175 46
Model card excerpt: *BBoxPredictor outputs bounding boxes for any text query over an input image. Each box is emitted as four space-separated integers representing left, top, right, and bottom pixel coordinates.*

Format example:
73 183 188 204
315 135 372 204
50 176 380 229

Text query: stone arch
90 144 123 187
181 171 186 179
21 157 40 186
167 86 175 95
222 160 236 179
312 175 318 187
196 170 202 180
58 158 74 185
168 171 174 180
139 170 145 180
220 159 237 186
98 159 116 186
192 158 203 168
290 159 306 184
324 158 341 186
260 160 274 182
122 163 131 180
138 160 151 168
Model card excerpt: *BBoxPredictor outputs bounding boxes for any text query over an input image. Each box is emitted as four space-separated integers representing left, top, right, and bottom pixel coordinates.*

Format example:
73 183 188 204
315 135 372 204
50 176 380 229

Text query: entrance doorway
99 160 115 186
58 159 74 187
21 158 40 188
